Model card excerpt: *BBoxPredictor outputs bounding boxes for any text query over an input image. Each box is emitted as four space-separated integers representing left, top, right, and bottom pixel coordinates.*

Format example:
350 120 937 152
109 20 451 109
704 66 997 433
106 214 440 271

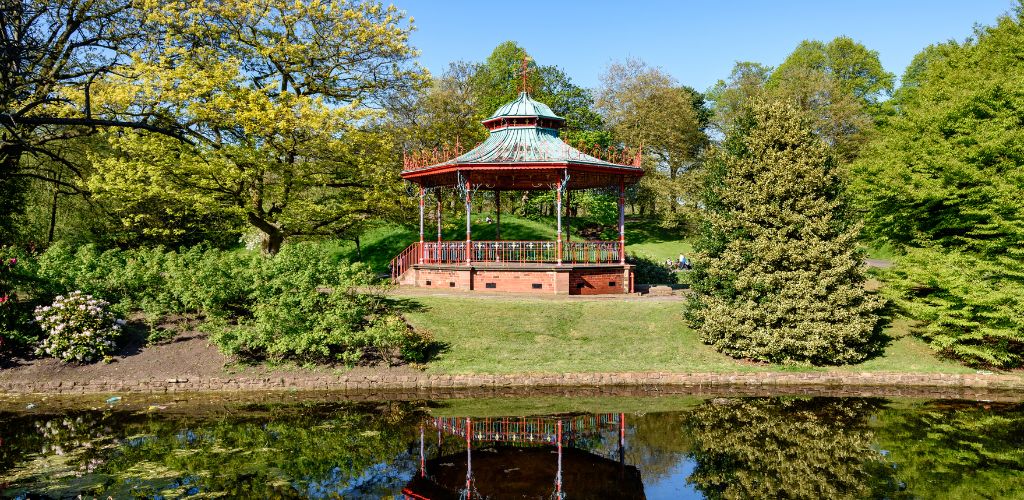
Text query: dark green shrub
0 246 46 357
8 241 428 366
34 243 175 319
209 243 426 365
162 247 260 318
628 253 675 284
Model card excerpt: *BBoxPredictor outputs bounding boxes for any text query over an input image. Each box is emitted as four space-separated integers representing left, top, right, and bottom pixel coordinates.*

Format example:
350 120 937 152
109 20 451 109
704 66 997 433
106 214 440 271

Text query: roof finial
519 54 532 95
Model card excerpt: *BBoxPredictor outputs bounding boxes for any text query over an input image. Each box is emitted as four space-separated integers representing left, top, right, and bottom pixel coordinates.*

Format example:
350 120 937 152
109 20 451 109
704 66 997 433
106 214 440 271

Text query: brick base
410 264 633 294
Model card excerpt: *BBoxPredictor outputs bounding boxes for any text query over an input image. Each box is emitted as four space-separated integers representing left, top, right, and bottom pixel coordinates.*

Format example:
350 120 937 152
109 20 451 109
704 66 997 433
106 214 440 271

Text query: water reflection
404 415 641 499
0 397 1022 498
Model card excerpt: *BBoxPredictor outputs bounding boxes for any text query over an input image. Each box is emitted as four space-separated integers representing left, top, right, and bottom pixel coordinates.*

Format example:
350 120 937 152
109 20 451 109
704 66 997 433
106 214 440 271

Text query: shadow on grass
853 298 901 365
625 220 688 245
386 296 450 365
354 227 418 273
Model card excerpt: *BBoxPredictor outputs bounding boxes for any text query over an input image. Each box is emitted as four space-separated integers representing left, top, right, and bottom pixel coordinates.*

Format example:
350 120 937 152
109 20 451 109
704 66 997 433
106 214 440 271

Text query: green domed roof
487 92 563 121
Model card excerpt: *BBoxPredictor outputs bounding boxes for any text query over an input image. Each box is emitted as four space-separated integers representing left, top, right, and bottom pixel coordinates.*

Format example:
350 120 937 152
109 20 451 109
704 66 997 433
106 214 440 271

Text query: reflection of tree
1 403 426 498
876 402 1024 498
685 398 901 500
625 412 694 481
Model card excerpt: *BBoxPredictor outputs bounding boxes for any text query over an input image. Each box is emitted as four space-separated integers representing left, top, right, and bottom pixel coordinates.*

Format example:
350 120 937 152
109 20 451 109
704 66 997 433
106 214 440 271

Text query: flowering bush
34 291 123 363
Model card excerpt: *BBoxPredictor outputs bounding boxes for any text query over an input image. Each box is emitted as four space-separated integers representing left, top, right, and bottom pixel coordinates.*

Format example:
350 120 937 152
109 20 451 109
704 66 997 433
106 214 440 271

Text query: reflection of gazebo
402 415 642 500
390 78 644 294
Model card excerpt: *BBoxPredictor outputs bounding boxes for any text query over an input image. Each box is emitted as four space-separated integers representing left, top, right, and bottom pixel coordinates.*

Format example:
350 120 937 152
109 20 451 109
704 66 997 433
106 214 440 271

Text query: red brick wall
570 269 629 295
472 270 555 293
415 268 464 289
412 266 632 294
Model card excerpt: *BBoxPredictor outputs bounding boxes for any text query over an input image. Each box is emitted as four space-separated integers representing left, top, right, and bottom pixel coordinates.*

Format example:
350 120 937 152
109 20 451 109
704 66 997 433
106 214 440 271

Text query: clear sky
394 0 1017 92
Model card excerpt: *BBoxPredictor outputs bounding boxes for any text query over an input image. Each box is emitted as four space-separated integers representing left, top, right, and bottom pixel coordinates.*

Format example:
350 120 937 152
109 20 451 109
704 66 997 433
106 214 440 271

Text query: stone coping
1 371 1021 401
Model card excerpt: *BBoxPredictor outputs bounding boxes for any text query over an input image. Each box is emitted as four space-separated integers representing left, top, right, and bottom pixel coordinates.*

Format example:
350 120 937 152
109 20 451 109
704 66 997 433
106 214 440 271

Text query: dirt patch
0 327 424 386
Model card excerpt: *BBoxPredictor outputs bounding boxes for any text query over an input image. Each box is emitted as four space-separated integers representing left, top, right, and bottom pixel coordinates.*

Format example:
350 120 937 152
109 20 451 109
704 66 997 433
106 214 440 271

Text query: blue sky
394 0 1017 92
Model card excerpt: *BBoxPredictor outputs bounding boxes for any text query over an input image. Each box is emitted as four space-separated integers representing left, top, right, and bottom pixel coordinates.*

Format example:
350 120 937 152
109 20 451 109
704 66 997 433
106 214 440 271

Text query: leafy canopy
850 6 1024 367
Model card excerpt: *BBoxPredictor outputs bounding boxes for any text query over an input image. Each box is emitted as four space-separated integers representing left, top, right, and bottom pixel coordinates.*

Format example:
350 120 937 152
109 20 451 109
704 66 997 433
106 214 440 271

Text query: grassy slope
401 294 979 376
624 222 694 262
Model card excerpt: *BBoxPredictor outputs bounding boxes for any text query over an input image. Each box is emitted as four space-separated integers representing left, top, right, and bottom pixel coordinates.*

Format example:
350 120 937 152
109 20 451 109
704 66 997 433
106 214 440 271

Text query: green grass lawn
399 294 981 376
624 222 693 262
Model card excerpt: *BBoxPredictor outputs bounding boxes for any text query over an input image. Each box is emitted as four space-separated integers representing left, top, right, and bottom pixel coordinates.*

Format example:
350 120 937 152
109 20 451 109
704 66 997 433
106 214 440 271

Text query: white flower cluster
34 290 122 363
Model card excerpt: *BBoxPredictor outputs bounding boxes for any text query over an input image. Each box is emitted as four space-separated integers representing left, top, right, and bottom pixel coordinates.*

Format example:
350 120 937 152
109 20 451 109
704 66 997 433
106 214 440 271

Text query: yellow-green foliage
685 398 900 499
851 8 1024 368
874 402 1024 498
85 0 428 252
688 99 883 365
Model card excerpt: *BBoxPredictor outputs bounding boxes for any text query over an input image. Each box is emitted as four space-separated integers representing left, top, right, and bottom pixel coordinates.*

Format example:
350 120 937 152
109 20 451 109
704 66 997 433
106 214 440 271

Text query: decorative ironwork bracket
455 172 481 197
552 170 571 194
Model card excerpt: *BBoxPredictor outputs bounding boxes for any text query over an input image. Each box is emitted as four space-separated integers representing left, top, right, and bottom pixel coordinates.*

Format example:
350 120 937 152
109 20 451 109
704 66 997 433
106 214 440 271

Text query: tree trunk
47 172 60 244
247 212 284 255
0 145 24 242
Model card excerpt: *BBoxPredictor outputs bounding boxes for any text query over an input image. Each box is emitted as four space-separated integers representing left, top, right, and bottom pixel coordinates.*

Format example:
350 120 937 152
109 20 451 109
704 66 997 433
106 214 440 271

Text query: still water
1 395 1023 499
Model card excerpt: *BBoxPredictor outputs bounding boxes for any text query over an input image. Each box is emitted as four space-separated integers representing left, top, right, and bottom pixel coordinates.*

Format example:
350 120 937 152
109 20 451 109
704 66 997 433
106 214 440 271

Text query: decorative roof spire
519 54 532 94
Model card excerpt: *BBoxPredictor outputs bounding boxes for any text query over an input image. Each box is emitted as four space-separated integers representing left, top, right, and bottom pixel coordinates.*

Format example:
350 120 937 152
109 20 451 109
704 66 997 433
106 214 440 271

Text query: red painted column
436 191 442 263
618 178 626 265
418 186 425 260
465 418 473 499
556 183 563 265
556 419 563 496
465 179 472 264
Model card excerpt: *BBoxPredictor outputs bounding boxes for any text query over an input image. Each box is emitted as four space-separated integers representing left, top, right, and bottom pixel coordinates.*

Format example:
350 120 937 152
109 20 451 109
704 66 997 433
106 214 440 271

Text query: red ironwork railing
421 241 466 264
390 242 421 281
470 240 557 263
432 414 622 444
415 240 621 265
563 241 621 264
391 241 623 281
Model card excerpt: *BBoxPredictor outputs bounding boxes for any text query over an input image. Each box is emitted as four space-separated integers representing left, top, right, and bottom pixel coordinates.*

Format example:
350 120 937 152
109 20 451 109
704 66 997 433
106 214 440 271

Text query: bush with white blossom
34 291 123 363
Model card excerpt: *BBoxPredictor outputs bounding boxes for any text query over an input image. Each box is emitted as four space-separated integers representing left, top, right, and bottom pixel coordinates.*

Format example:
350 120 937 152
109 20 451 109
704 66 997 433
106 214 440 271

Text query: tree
706 61 772 135
84 0 427 254
388 41 608 218
686 398 901 499
0 0 193 242
850 6 1024 367
597 58 709 217
387 61 488 152
470 41 605 138
687 98 883 365
767 37 894 162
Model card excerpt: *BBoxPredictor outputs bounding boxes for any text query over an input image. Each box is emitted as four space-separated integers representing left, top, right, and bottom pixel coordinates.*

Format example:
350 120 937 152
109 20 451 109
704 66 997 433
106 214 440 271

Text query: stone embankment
1 371 1021 401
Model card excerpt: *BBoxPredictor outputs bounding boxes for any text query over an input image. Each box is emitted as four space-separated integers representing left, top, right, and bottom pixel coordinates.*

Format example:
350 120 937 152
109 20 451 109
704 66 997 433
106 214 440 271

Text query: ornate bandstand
390 78 644 295
402 414 642 499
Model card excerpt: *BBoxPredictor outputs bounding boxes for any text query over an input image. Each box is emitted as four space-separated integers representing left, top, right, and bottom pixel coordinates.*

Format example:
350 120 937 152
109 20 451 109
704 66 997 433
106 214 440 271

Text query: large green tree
706 61 772 135
688 98 883 365
850 6 1024 367
767 37 894 162
0 0 193 243
597 58 709 217
85 0 427 254
387 41 609 218
686 398 900 499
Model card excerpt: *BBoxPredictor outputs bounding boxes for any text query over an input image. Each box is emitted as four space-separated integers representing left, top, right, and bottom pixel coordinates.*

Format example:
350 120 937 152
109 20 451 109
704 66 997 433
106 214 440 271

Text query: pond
1 394 1023 499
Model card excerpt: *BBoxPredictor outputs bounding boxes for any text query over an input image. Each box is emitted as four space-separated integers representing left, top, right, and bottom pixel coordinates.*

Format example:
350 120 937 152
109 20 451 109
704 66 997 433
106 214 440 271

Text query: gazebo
401 414 642 499
390 81 644 295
